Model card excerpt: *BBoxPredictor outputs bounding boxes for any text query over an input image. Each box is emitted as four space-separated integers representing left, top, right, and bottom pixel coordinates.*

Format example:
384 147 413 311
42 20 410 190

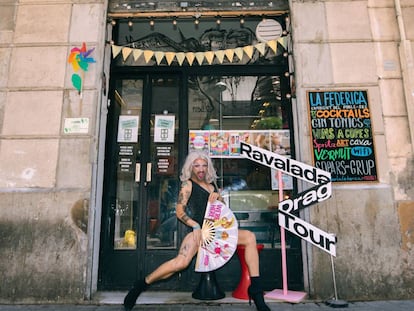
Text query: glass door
99 74 182 289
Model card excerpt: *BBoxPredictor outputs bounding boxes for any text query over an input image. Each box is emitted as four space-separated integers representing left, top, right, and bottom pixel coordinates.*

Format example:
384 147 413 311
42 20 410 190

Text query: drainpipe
394 0 414 153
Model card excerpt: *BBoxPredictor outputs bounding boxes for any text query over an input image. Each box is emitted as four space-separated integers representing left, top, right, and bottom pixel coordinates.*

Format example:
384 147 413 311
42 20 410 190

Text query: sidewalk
1 291 413 311
1 298 414 311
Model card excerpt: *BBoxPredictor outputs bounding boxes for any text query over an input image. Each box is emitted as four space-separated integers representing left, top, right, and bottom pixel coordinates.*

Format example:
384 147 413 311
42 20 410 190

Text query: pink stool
232 244 264 300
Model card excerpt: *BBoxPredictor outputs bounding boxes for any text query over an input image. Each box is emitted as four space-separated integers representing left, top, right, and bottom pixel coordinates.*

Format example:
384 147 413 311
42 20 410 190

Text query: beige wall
0 0 106 302
0 0 413 303
291 0 414 300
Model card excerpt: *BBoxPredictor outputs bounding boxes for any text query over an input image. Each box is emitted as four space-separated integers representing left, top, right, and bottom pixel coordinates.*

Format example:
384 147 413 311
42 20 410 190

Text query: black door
99 71 304 292
99 73 190 290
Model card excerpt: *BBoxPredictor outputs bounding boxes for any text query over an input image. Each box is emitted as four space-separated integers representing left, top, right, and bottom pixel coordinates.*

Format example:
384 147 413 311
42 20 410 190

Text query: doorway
98 70 304 292
98 15 303 292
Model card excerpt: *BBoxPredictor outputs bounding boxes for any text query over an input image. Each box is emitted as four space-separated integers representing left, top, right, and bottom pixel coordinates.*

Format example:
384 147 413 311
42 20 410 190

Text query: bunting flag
133 49 143 62
186 52 195 65
205 51 215 65
111 38 287 66
215 50 225 63
122 47 132 61
154 51 164 65
176 52 186 66
255 42 267 56
225 49 234 63
143 50 154 63
234 47 244 61
243 45 254 59
165 52 176 65
195 52 205 65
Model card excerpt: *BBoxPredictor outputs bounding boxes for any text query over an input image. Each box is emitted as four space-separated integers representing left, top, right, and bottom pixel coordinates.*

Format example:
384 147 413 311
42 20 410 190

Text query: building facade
0 0 413 303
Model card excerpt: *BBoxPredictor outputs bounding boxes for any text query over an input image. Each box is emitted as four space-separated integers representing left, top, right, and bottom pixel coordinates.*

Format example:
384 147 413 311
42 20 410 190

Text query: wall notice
307 90 377 182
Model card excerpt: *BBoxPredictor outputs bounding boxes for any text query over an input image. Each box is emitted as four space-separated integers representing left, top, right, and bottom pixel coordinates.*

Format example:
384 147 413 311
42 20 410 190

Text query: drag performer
124 151 271 311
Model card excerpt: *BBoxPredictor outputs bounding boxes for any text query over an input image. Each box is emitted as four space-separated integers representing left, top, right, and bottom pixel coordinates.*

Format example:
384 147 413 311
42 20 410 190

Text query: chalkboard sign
307 90 377 182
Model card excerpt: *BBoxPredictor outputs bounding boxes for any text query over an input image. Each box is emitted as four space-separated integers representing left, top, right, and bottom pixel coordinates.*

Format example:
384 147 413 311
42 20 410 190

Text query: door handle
135 163 140 182
146 162 152 183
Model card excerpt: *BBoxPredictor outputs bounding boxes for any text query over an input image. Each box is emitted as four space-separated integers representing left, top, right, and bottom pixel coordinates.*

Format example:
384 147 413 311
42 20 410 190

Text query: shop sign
240 142 336 256
307 90 377 182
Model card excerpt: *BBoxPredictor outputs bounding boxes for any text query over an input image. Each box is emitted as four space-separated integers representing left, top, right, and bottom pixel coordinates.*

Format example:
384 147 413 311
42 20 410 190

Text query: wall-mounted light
216 16 221 25
149 18 155 27
240 16 245 25
128 20 133 27
172 17 177 26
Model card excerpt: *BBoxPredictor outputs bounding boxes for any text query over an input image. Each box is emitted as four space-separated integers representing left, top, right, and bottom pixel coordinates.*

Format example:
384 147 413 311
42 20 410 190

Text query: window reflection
188 75 293 248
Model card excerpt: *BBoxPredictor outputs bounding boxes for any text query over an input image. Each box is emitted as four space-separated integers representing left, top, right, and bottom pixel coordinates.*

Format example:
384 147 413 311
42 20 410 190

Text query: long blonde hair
180 151 217 184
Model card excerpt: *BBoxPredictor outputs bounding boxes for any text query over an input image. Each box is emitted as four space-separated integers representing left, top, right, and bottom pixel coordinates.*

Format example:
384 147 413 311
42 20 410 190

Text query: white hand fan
195 200 238 272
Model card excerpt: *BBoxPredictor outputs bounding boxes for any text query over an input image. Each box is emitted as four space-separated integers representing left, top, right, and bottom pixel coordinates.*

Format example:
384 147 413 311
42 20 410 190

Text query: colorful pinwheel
68 42 96 94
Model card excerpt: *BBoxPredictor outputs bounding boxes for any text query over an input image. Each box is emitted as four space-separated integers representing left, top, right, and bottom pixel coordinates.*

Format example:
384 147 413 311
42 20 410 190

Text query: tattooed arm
176 181 199 229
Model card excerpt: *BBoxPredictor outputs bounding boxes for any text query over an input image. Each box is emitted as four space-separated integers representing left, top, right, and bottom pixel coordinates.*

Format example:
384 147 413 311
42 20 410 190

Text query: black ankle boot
123 279 148 311
248 285 271 311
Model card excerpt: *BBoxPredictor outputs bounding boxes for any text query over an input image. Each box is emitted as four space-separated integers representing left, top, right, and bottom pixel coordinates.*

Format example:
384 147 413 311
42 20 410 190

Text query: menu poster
307 90 377 182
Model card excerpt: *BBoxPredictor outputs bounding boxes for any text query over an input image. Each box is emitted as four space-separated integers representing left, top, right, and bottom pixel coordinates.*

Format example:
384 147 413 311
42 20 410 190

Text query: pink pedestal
232 244 264 300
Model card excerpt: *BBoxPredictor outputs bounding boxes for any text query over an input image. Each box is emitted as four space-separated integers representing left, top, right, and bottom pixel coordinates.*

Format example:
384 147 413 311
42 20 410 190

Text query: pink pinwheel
68 42 96 93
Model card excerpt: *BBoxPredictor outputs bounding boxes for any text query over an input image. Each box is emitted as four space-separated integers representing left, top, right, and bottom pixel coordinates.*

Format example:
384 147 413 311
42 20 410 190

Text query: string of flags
111 37 287 66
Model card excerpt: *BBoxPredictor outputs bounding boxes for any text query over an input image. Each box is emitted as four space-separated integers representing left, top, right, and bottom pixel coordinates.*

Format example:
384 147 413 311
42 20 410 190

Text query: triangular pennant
204 51 215 65
195 52 205 65
165 52 176 65
154 51 165 65
267 40 277 54
234 47 244 61
186 52 195 66
132 49 143 62
225 49 234 63
215 50 225 64
176 52 186 66
243 45 254 59
255 42 266 56
112 45 122 59
278 36 288 49
121 47 132 61
143 50 154 63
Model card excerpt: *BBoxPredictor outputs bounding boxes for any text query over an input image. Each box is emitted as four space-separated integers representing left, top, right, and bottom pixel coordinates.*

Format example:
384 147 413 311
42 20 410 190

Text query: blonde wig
180 151 218 184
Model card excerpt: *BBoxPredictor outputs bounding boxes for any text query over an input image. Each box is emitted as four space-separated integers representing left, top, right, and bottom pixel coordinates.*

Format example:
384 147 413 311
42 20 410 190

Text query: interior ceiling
108 0 289 15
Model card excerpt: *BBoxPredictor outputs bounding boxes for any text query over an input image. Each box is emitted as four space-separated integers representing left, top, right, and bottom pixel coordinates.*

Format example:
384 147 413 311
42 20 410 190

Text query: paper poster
154 115 175 143
210 131 229 156
117 115 139 143
189 131 209 153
